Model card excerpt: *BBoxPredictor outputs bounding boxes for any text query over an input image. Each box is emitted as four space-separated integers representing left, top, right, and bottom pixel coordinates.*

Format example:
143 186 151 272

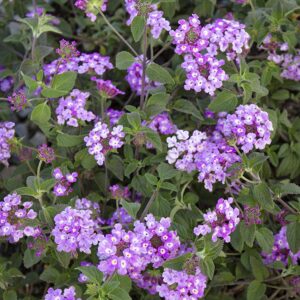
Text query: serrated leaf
121 200 141 219
252 182 274 211
208 91 238 113
173 99 203 120
146 63 174 85
255 227 274 253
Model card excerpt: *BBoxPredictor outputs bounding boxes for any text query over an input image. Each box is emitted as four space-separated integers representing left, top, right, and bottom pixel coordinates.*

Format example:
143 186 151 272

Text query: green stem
140 26 148 110
97 9 138 56
36 160 43 188
139 190 158 220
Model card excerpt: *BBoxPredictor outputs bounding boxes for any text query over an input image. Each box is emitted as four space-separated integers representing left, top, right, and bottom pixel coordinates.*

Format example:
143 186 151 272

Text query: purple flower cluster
0 66 13 93
56 89 95 127
216 104 273 153
52 205 101 254
44 52 113 79
26 6 60 25
157 266 207 300
75 0 108 22
166 130 240 191
133 214 181 268
109 184 131 199
125 0 170 39
38 144 55 164
7 90 27 112
170 14 250 94
106 108 124 125
45 286 80 300
56 39 80 62
134 270 162 295
194 197 240 243
126 56 161 95
243 205 262 226
262 226 300 266
97 214 180 278
0 193 38 243
84 121 124 166
107 207 133 227
52 168 78 197
260 34 300 81
0 121 15 167
91 77 125 98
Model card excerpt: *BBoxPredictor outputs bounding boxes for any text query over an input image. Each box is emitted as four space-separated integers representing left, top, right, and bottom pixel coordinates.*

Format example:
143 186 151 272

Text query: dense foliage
0 0 300 299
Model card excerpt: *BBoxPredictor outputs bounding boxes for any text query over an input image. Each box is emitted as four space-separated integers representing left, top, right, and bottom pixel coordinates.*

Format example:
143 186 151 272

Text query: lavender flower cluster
84 121 124 166
126 55 161 95
166 129 240 191
194 197 240 243
170 14 250 94
52 168 78 197
7 90 27 112
56 89 95 127
106 108 124 125
91 77 124 98
0 122 15 167
260 34 300 81
75 0 108 21
0 193 38 243
45 286 80 300
52 200 101 254
262 226 300 266
216 104 273 153
44 52 113 79
125 0 170 39
0 65 13 93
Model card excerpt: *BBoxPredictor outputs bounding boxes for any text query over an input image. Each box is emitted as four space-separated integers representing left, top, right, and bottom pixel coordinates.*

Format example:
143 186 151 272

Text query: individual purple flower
133 214 181 268
156 264 207 300
0 193 38 243
75 0 108 22
125 0 170 39
52 168 78 197
45 286 80 300
194 197 240 243
52 206 101 254
216 104 273 153
38 144 55 164
166 129 240 191
56 89 95 127
126 55 161 95
56 39 80 62
243 205 262 226
91 77 125 98
0 122 15 167
84 121 125 166
97 223 147 276
106 108 124 125
0 66 13 93
262 226 300 266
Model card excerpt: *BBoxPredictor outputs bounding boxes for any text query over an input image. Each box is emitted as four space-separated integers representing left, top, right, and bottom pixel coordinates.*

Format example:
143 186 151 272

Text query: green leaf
75 149 97 170
286 222 300 254
57 133 83 147
121 200 141 218
160 182 177 191
273 183 300 196
240 222 256 247
23 249 41 268
40 266 60 283
146 63 175 85
247 280 266 300
144 128 162 152
109 288 132 300
199 257 215 280
127 112 141 129
3 291 17 300
146 93 169 116
230 223 244 252
76 266 103 284
157 163 178 181
131 16 145 42
116 51 135 70
21 72 38 92
173 99 203 120
31 102 51 124
204 238 224 260
145 173 158 185
250 256 268 281
15 187 38 197
40 178 56 192
208 91 238 113
107 155 124 181
125 161 139 177
255 227 274 253
54 249 71 269
163 253 192 270
252 182 274 211
42 72 77 98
